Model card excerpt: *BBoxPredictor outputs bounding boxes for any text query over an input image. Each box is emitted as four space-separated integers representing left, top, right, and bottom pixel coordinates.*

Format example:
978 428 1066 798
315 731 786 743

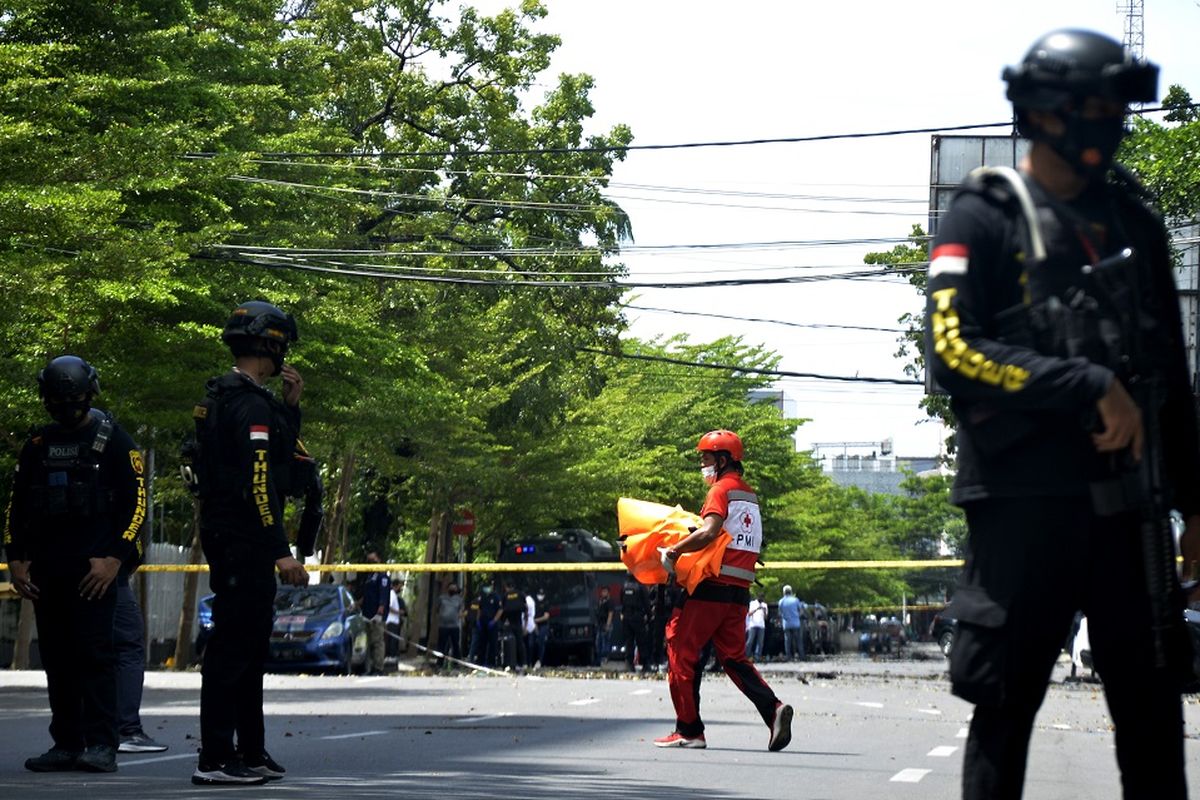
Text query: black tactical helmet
37 355 100 402
221 300 298 349
1003 29 1158 120
1003 30 1158 176
222 300 298 376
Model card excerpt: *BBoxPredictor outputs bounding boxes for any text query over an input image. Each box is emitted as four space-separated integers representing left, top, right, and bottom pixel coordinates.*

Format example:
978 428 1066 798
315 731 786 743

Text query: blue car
196 584 369 675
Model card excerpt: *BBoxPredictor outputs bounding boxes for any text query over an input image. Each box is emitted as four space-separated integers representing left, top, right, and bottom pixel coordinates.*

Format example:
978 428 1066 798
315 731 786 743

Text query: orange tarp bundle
616 497 731 593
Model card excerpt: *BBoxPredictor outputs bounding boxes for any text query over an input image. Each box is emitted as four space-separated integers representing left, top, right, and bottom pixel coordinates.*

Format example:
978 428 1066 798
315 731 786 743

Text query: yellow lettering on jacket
123 473 147 543
930 286 1029 392
252 449 274 527
2 492 13 547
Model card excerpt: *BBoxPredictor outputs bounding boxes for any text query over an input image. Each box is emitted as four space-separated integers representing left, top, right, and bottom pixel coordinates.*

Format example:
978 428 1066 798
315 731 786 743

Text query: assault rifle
1065 247 1184 673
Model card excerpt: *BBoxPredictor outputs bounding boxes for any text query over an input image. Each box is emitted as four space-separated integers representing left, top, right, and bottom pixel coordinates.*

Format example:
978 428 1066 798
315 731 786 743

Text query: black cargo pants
32 563 119 751
951 496 1188 800
199 545 276 765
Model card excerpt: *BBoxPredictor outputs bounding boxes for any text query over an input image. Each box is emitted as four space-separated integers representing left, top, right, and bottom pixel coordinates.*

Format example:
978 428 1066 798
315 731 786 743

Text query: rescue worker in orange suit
193 301 309 786
656 430 793 751
5 356 147 774
927 30 1200 799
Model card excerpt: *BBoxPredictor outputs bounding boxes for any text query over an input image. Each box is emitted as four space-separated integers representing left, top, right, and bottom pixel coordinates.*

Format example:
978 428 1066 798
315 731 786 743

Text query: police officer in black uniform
621 573 652 673
926 30 1200 799
464 587 482 662
500 578 528 669
192 301 309 787
477 582 502 666
4 356 146 774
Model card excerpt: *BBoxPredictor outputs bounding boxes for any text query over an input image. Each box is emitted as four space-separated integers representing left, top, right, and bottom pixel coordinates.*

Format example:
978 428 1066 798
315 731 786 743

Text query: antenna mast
1118 0 1145 58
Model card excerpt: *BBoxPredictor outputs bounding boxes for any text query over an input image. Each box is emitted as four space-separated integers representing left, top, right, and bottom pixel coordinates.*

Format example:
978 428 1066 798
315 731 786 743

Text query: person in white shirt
745 594 768 660
386 582 406 658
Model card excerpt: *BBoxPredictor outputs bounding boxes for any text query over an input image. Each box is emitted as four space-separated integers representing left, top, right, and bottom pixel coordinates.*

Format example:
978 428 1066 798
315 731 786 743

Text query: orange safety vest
616 497 734 594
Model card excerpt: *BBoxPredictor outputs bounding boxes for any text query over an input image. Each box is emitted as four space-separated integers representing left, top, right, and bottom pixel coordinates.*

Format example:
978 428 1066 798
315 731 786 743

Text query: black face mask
1052 113 1127 180
252 341 286 377
45 399 90 428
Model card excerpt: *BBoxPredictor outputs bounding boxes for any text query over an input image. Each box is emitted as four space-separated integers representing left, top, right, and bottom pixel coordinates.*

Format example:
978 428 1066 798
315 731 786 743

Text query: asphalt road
2 645 1198 799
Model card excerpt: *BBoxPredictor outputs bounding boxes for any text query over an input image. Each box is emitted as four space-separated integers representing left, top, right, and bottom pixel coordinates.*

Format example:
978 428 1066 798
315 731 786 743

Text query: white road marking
1052 723 1071 730
320 730 389 740
890 768 932 783
855 701 884 708
630 689 653 696
355 676 387 684
956 727 969 739
119 753 197 767
917 708 942 716
568 697 602 706
456 713 514 723
928 745 958 757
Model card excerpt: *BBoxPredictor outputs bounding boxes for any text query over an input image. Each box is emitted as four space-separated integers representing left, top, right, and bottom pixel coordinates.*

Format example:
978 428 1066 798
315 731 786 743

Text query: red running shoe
653 731 707 749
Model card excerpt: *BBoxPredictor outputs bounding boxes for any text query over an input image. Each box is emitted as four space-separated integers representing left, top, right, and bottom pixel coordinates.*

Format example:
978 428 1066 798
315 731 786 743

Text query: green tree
0 1 635 561
863 224 953 436
1124 85 1200 223
766 483 910 608
558 336 817 542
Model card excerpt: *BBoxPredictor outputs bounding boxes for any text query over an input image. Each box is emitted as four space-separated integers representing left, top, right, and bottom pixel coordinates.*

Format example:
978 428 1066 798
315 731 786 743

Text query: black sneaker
25 747 80 772
242 751 285 780
192 760 268 786
76 745 118 773
118 732 168 753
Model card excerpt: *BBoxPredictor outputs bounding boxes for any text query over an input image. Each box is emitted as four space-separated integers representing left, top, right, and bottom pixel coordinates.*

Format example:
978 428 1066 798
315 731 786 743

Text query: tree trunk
413 507 452 661
321 451 356 566
171 504 203 670
11 597 34 670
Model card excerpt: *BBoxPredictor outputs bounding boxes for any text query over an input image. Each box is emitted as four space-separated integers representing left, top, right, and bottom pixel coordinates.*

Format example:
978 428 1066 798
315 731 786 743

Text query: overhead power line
579 346 922 385
243 157 931 201
623 304 907 333
185 103 1188 161
188 122 1012 160
227 173 931 218
200 251 921 288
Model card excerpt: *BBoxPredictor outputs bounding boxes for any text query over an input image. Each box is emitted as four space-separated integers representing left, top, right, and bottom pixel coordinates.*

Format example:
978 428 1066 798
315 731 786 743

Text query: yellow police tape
0 559 964 574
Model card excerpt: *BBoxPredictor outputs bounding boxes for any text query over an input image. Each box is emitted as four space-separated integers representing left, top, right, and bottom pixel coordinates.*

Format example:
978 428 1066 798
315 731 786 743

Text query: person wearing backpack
927 30 1200 799
189 301 308 787
5 356 146 775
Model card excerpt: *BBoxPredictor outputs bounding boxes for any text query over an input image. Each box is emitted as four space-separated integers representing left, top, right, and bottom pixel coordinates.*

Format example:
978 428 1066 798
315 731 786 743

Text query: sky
485 1 1200 460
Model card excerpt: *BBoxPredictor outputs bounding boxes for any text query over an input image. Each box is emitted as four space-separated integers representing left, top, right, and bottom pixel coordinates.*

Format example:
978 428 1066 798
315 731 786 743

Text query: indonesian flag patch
249 425 270 441
929 243 969 277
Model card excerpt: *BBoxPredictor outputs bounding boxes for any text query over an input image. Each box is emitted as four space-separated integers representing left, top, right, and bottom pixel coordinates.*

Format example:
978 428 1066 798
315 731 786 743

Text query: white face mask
701 465 718 484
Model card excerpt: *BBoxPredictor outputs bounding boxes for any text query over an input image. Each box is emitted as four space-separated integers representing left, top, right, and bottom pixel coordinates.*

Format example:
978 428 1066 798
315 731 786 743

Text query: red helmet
696 429 743 461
